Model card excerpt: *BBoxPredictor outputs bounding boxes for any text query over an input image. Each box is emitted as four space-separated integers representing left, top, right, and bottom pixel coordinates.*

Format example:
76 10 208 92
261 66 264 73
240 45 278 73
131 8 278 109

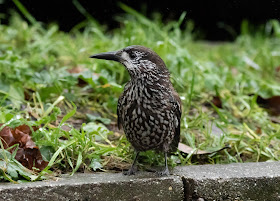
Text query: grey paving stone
175 162 280 201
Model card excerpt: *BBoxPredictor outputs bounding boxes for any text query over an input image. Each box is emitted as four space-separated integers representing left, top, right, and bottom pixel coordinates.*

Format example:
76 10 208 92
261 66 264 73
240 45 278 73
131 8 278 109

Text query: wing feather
117 93 124 130
170 90 182 152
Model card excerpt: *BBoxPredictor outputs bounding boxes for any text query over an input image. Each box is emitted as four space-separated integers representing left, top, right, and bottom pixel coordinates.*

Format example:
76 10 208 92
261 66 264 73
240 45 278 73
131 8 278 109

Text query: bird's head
90 45 169 79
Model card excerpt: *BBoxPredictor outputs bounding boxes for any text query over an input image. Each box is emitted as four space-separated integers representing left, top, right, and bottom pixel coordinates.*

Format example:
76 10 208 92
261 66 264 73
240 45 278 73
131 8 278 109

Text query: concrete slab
175 161 280 201
0 172 184 201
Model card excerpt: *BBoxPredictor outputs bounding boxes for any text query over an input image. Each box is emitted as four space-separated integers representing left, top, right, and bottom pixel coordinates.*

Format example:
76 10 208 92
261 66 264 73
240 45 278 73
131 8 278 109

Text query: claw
156 152 170 176
156 167 170 176
123 151 139 176
123 167 137 175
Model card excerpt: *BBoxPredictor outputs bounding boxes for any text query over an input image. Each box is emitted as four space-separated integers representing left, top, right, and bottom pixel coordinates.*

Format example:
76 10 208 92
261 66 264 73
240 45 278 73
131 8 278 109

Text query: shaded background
1 0 280 41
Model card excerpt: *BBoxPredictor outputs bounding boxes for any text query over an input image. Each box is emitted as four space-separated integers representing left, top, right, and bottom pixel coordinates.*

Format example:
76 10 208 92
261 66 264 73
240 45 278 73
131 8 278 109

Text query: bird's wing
117 92 124 130
170 90 182 152
117 82 131 130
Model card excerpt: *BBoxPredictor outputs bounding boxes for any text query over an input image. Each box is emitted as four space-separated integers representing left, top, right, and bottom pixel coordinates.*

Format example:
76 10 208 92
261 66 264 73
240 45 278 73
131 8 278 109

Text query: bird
90 45 181 176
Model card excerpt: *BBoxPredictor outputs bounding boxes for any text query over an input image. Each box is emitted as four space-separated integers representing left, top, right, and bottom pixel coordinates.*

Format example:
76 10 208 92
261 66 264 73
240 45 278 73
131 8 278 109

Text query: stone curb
0 173 183 201
1 162 280 201
175 161 280 201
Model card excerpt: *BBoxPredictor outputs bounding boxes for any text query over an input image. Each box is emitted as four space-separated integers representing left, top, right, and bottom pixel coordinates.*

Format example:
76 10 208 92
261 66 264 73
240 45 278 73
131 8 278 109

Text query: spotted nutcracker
90 45 181 176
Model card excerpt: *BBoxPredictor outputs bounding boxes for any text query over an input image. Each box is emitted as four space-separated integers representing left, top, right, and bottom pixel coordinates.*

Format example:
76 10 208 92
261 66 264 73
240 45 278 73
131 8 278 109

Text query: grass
1 2 280 182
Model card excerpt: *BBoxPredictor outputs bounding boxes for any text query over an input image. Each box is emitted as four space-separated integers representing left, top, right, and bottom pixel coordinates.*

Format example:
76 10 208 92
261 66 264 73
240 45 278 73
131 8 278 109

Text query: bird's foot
156 167 170 177
123 166 137 176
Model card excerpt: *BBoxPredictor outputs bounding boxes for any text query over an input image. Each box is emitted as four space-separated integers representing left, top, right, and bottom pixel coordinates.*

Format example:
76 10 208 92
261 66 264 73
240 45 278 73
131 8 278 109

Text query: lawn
1 2 280 182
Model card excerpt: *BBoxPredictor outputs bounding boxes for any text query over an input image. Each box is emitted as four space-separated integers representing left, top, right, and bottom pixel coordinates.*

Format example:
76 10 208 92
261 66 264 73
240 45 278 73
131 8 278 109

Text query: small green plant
0 143 42 183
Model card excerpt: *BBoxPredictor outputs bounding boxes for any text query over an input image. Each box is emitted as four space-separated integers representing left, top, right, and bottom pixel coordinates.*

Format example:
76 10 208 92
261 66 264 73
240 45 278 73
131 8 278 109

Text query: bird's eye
130 53 137 59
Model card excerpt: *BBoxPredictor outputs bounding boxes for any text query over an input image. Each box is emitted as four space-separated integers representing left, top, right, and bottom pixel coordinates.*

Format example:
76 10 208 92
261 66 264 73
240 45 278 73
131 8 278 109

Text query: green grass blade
59 102 77 127
12 0 37 25
71 152 82 176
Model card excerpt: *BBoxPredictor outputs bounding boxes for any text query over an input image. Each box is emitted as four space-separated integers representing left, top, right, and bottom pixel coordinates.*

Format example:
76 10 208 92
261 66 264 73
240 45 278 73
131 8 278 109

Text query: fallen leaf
0 124 48 171
178 142 230 155
205 96 222 108
178 143 209 154
67 66 85 74
257 95 280 116
255 127 262 135
212 96 222 108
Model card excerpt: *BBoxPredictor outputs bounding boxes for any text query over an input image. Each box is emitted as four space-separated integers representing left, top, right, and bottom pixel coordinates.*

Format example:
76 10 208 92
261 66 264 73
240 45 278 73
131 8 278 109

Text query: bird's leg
157 152 170 176
123 151 140 175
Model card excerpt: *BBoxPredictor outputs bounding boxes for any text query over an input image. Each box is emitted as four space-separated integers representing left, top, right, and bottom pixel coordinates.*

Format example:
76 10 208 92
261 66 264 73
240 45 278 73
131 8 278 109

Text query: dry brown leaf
67 66 85 74
0 124 48 171
255 127 262 135
212 96 222 108
205 95 222 109
257 95 280 116
178 142 230 155
178 143 209 154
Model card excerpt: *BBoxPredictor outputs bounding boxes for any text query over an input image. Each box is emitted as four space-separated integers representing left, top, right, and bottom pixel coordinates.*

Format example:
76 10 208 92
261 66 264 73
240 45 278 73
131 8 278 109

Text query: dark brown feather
170 88 182 152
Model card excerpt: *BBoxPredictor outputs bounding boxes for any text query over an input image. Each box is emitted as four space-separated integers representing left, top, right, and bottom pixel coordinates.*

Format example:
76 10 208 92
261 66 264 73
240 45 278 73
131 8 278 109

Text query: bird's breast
120 83 175 151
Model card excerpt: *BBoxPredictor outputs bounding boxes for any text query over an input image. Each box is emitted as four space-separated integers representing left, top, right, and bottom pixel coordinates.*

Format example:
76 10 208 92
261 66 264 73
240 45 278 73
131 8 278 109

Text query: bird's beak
89 51 120 62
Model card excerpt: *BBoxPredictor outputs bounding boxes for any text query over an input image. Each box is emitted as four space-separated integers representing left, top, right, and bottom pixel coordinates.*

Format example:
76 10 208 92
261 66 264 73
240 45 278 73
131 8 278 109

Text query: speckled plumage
90 45 181 176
